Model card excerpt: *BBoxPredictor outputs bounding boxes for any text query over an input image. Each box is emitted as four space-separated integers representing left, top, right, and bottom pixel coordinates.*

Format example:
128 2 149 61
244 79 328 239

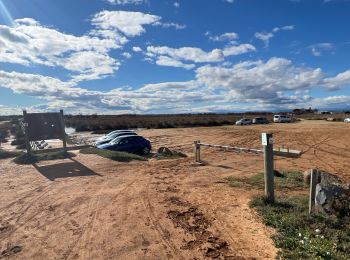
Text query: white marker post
262 133 275 203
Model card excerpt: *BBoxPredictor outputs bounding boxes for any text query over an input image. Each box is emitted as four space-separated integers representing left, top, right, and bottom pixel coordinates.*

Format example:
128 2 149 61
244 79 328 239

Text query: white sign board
262 133 274 145
262 133 268 145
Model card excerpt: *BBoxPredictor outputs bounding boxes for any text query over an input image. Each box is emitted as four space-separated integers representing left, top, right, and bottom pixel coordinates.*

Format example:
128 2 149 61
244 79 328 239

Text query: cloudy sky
0 0 350 115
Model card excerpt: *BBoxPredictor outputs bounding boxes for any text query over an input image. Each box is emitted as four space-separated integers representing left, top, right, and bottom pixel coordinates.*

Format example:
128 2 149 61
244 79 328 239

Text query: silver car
235 118 252 125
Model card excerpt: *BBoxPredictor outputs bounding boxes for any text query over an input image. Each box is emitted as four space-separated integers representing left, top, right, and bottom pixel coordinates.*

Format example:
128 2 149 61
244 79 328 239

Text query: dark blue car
95 131 137 146
97 135 152 155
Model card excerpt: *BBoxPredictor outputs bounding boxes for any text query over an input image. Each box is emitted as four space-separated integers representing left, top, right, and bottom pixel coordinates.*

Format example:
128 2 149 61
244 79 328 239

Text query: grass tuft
14 151 75 164
0 149 23 159
79 147 147 162
251 195 350 259
226 171 306 190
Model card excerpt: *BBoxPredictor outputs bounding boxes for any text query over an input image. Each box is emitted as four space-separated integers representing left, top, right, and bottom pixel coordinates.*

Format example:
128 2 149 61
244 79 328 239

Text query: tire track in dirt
62 180 138 259
141 177 183 258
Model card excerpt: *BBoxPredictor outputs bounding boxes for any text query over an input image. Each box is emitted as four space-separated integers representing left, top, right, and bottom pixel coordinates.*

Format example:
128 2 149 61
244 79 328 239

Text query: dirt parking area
0 120 349 259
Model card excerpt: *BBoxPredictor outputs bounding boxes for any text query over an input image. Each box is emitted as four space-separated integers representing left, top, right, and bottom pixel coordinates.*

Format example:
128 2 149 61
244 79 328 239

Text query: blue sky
0 0 350 115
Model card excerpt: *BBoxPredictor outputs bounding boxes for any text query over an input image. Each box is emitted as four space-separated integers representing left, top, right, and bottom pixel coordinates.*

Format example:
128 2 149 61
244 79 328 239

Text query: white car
235 118 252 125
344 118 350 123
273 115 292 123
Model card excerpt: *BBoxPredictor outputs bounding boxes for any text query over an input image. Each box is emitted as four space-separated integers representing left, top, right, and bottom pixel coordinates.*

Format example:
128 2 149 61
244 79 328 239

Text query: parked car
235 118 252 125
273 115 292 123
96 130 135 142
97 135 152 154
344 118 350 123
95 131 137 146
252 117 269 124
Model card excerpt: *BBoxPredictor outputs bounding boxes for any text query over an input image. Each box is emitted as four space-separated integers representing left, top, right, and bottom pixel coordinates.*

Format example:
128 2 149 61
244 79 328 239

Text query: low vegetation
79 147 147 162
228 171 350 258
65 113 272 132
14 151 75 164
0 149 22 159
226 171 307 190
251 196 350 259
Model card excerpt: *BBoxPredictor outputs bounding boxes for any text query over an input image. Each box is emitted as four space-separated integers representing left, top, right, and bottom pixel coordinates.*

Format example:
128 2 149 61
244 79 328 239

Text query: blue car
95 131 137 146
97 135 152 155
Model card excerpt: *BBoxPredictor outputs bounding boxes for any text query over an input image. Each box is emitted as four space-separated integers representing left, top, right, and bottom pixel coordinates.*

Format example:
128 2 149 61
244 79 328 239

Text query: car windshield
110 137 124 144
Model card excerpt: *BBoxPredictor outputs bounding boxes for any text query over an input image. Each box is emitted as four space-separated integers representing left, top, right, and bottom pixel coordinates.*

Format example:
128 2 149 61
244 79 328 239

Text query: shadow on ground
33 158 102 181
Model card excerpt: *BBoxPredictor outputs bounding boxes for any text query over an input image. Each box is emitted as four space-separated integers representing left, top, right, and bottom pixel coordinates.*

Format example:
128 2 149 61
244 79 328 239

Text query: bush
80 147 147 162
14 151 75 164
251 196 350 259
227 171 306 190
0 149 23 159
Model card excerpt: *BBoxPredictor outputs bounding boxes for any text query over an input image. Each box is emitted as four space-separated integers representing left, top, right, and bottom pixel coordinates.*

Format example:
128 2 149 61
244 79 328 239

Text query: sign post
59 110 67 152
262 133 274 203
23 110 31 155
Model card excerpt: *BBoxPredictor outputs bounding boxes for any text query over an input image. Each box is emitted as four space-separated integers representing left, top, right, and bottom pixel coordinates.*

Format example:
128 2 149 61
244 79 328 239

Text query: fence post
194 140 201 162
23 110 31 155
262 133 274 203
309 169 318 215
59 109 67 152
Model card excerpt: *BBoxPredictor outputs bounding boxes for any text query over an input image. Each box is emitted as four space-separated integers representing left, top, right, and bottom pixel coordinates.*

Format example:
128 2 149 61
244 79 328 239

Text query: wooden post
59 110 67 152
262 133 274 203
194 140 201 162
23 110 31 155
309 169 318 215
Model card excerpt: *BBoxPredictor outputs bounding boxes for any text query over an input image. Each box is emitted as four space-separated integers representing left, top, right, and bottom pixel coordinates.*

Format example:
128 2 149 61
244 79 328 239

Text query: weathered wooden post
262 133 274 203
194 140 201 162
309 169 318 214
23 110 31 155
59 109 67 152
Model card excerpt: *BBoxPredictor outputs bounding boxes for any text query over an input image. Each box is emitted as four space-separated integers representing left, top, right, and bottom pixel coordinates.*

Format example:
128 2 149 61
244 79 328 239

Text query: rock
157 147 173 155
157 147 187 158
303 170 311 184
274 170 284 177
314 171 350 216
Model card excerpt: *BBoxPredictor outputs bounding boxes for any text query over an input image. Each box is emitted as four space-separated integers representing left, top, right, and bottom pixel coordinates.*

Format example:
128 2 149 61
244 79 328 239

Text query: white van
273 115 292 123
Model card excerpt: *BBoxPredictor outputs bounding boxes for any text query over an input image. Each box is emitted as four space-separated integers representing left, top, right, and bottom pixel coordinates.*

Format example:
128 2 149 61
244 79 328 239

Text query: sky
0 0 350 115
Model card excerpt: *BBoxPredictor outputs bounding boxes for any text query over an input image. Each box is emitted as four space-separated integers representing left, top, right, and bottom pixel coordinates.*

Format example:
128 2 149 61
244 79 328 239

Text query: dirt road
0 120 349 259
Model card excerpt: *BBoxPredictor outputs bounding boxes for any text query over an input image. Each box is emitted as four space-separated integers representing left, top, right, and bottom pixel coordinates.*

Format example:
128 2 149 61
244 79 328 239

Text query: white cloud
0 18 124 82
132 46 142 52
155 56 195 70
1 56 350 115
0 10 172 83
255 25 295 47
309 43 334 56
254 32 274 47
174 2 180 8
153 21 186 30
106 0 145 4
144 44 255 69
92 10 161 37
207 32 239 42
225 0 234 3
222 44 256 56
122 52 132 59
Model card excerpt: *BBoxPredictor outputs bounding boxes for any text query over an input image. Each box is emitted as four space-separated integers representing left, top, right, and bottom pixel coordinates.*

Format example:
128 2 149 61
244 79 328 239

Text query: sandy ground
0 120 349 259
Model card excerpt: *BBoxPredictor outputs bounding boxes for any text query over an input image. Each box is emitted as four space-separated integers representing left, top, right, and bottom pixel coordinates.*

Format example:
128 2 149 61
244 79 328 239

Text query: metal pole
309 169 318 215
197 141 200 162
60 110 67 152
194 141 198 162
23 110 31 155
262 133 274 203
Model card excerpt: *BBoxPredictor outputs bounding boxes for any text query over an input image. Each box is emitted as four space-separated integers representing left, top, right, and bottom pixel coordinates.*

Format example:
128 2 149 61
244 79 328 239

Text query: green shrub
0 149 23 159
251 196 350 259
14 151 75 164
80 147 147 162
227 171 306 190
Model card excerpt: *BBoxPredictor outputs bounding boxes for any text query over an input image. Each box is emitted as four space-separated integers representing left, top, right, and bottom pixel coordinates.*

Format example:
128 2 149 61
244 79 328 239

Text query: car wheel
142 147 150 155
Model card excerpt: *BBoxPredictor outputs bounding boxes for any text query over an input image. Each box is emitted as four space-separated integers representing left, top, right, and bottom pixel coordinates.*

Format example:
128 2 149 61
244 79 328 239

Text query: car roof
114 135 144 140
